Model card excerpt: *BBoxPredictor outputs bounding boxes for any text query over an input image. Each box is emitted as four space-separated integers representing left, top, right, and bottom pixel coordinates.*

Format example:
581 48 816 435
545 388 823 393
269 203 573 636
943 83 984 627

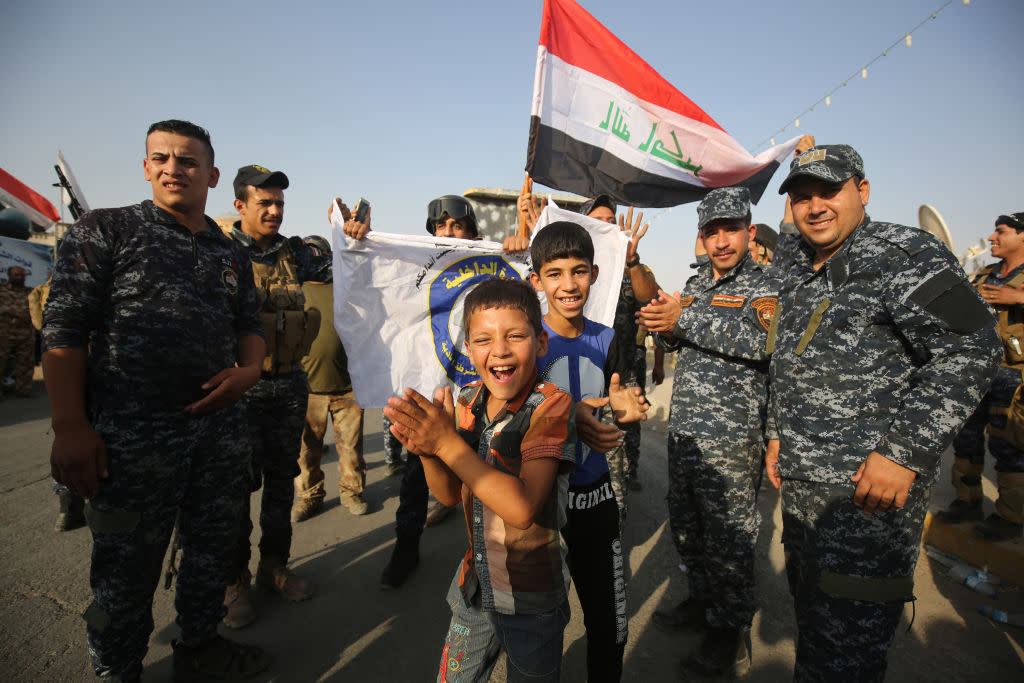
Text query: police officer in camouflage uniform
639 187 780 678
0 265 35 397
938 211 1024 539
43 120 270 681
764 144 1001 681
222 165 332 628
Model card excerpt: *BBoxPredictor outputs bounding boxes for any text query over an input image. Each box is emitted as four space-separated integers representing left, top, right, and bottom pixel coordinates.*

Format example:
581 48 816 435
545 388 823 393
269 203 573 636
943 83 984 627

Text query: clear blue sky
2 0 1021 287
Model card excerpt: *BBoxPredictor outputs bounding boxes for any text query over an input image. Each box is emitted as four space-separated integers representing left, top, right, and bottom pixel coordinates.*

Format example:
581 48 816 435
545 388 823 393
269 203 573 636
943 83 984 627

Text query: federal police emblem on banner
751 296 777 331
222 269 239 294
429 255 524 387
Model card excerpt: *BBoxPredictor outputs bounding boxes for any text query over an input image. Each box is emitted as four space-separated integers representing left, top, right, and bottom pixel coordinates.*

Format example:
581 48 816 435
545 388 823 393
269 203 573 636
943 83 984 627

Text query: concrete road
1 367 1022 681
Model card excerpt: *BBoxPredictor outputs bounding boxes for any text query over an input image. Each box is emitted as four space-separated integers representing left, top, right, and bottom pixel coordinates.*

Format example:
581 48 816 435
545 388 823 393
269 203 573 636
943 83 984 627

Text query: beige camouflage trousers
296 390 365 498
0 329 35 396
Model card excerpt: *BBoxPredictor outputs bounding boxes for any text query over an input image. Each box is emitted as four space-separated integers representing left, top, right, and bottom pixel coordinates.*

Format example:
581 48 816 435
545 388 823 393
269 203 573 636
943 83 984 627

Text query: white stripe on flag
331 211 627 408
534 47 800 188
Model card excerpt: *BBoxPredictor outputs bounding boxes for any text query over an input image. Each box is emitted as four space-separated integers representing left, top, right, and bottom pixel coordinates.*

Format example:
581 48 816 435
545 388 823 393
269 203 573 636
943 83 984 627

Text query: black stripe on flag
526 116 780 208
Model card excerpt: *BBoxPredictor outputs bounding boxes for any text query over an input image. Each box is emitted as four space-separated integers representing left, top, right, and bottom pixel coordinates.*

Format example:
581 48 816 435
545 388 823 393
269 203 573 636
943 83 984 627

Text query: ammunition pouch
997 320 1024 369
974 268 1024 370
988 370 1024 451
249 238 322 374
260 307 321 374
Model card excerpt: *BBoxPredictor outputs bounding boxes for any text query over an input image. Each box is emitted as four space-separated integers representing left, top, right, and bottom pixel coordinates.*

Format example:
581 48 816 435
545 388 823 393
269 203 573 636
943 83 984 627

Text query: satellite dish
919 204 954 253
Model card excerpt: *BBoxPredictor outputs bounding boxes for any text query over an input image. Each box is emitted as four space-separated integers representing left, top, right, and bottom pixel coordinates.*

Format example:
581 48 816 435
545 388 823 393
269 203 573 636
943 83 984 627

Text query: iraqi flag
526 0 800 207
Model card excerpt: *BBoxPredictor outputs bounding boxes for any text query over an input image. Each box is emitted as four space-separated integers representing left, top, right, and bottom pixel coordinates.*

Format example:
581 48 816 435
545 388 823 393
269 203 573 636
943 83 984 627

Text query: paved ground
1 365 1022 681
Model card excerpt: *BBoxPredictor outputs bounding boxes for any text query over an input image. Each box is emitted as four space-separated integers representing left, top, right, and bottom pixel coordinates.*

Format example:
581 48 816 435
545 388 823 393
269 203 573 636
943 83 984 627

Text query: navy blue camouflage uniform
42 201 264 680
657 253 779 630
227 227 331 580
767 216 1001 681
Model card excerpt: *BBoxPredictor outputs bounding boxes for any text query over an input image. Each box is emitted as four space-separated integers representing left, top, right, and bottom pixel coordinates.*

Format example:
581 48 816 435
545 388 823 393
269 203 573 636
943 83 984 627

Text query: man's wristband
626 254 641 268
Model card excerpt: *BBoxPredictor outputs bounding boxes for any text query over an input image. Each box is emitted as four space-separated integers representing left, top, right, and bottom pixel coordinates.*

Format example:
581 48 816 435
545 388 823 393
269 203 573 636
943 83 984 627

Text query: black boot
974 513 1023 541
380 534 420 589
679 626 750 679
935 499 983 524
652 597 712 632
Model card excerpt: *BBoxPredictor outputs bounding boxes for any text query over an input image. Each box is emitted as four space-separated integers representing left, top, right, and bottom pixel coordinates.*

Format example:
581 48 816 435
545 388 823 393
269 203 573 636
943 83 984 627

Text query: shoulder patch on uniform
750 296 778 331
679 296 695 308
710 294 745 308
908 269 993 334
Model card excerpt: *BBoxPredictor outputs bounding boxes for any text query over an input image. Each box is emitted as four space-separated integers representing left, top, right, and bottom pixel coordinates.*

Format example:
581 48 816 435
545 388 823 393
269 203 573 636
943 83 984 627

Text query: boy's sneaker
380 535 420 589
172 635 270 681
679 626 750 679
652 597 712 632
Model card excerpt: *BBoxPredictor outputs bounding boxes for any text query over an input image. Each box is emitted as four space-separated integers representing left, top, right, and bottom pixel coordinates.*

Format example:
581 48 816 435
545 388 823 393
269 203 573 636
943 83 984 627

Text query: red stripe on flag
0 167 59 222
539 0 723 132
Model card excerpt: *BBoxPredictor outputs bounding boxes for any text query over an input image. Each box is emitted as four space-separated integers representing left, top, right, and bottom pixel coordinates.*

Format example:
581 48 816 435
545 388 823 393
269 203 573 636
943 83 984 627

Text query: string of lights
754 0 969 152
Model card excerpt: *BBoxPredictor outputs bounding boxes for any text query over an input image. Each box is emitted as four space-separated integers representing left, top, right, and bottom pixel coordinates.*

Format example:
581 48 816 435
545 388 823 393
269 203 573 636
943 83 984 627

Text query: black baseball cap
233 164 290 196
996 212 1024 231
579 195 617 218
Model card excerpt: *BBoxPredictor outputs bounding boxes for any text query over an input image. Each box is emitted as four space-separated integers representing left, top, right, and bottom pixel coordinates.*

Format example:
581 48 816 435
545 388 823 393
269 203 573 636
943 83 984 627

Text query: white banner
0 236 53 287
331 203 627 407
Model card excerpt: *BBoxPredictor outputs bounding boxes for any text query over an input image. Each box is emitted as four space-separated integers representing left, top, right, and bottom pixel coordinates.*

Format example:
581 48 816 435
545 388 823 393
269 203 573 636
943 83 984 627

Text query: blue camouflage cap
778 144 864 194
697 187 751 231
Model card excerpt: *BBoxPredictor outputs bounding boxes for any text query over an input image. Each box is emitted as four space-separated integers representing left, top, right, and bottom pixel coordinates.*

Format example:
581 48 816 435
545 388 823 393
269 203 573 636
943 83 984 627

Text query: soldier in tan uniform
939 211 1024 539
0 266 35 397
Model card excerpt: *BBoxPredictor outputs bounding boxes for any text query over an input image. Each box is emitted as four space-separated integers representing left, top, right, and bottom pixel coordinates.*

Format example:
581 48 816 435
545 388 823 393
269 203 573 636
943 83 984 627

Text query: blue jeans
436 563 570 682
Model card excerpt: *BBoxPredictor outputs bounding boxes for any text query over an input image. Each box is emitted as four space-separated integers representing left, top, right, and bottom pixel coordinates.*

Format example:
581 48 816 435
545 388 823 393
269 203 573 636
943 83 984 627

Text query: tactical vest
974 267 1024 370
251 239 321 374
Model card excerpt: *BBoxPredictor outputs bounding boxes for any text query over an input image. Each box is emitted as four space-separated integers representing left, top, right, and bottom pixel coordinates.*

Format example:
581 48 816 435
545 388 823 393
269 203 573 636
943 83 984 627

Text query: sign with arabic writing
0 236 53 287
527 0 799 207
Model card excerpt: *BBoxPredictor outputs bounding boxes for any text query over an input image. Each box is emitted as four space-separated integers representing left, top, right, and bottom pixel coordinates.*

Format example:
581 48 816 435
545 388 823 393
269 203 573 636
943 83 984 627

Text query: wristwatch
626 254 641 268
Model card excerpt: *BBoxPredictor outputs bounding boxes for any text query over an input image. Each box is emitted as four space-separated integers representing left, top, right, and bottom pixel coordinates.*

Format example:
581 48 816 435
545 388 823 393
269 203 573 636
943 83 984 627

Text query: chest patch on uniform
710 294 745 308
222 269 239 295
750 296 778 331
679 296 695 308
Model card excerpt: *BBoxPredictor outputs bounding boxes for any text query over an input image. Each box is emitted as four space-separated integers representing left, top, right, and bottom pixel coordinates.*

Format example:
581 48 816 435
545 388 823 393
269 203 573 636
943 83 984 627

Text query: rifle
53 164 85 220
